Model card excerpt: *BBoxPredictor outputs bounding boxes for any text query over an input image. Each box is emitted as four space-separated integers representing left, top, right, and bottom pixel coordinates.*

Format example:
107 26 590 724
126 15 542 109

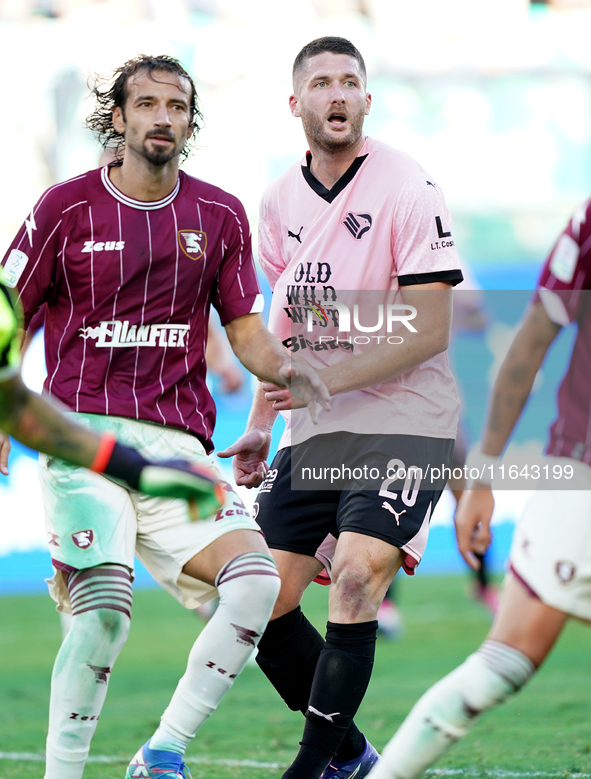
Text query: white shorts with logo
509 457 591 622
41 413 260 612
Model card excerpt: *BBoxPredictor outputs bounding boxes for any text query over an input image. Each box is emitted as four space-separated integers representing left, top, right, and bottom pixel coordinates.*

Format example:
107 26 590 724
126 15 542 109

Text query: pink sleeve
258 195 287 292
392 173 462 287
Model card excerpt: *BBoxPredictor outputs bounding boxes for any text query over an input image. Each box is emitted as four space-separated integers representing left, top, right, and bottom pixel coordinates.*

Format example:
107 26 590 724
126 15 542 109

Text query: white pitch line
0 752 284 769
1 754 590 777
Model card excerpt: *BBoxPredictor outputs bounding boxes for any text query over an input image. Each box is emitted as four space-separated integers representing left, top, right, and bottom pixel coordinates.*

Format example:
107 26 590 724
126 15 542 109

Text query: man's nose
329 85 346 102
154 104 172 125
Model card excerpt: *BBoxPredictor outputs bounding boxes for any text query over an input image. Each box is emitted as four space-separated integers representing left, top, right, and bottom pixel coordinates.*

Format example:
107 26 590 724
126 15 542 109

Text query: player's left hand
0 429 11 476
138 459 225 520
277 360 331 424
454 486 495 570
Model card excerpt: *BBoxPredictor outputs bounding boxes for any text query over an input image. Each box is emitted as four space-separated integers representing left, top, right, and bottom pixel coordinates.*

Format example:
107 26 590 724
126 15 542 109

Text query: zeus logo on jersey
79 320 190 348
81 240 125 253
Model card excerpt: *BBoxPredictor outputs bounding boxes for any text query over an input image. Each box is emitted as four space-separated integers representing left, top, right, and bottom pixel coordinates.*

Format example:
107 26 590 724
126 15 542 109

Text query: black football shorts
252 432 454 575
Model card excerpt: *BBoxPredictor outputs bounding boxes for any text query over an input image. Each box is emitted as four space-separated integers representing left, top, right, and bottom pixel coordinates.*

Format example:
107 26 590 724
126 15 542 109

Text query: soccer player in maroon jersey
0 274 222 515
1 54 329 779
365 201 591 779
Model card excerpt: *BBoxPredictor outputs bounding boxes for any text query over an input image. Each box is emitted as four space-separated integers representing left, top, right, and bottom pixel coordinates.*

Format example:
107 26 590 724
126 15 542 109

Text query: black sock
296 621 378 768
475 552 488 588
256 606 324 712
282 745 333 779
256 608 367 761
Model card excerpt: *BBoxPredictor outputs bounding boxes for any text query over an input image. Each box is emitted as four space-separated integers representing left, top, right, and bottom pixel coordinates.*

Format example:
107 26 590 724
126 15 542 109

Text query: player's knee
71 606 131 647
216 552 281 625
66 564 133 651
331 566 382 612
97 607 131 646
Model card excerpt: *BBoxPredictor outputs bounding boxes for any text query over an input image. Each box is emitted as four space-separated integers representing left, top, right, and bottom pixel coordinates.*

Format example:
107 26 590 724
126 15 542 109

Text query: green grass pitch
1 573 591 779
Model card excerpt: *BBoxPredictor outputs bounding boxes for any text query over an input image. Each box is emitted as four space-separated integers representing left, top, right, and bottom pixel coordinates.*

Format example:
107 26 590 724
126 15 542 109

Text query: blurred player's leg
45 565 132 779
366 576 567 779
377 579 404 641
126 531 280 779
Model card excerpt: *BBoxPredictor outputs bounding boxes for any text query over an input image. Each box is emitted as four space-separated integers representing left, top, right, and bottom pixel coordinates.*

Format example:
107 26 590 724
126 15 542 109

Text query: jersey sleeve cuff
398 269 464 287
218 293 264 325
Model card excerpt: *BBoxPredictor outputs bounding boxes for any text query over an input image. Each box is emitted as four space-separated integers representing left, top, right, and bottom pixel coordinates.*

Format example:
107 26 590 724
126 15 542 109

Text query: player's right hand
138 460 225 520
454 486 495 570
277 359 331 424
217 428 272 488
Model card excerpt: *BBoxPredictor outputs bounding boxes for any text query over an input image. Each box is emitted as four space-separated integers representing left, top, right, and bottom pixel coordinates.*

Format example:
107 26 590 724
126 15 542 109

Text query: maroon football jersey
536 198 591 465
1 165 263 451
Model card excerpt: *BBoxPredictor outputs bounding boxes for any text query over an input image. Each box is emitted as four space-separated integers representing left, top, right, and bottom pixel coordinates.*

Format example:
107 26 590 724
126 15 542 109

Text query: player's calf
366 640 535 779
131 552 281 772
45 564 132 779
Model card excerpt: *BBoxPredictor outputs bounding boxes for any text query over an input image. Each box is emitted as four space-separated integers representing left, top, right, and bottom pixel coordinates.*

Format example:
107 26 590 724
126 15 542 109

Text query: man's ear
365 92 372 116
289 94 300 118
186 122 195 139
112 106 125 134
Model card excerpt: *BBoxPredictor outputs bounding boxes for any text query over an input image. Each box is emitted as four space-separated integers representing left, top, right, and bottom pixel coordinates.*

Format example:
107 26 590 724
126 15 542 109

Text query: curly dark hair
293 37 366 86
85 54 203 162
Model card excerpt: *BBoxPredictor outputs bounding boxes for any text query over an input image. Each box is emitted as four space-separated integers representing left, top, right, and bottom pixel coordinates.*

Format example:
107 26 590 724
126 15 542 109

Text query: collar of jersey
101 166 180 210
302 152 368 204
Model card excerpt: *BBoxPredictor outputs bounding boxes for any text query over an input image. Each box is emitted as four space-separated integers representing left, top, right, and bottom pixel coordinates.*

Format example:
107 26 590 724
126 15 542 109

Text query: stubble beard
301 107 365 153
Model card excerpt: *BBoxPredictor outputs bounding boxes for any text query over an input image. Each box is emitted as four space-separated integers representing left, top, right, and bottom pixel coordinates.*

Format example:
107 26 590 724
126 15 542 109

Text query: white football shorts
509 457 591 622
41 413 260 612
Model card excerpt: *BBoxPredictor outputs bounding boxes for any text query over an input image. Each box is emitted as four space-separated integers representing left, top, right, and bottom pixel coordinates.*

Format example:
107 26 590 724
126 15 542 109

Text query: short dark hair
85 54 203 162
292 37 366 86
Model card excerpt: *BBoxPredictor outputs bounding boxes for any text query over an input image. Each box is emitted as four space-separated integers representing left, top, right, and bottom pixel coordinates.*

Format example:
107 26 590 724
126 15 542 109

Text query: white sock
368 640 535 779
149 552 280 753
44 565 132 779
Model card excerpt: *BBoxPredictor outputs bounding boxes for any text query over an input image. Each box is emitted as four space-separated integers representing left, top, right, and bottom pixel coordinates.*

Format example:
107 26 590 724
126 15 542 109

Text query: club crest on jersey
342 212 372 240
178 229 207 260
72 530 94 549
556 560 576 583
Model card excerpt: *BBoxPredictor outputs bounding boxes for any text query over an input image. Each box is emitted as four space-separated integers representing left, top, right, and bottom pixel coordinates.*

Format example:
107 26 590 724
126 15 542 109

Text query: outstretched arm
217 381 278 487
0 374 99 471
0 374 223 518
224 312 331 422
455 299 561 569
264 282 452 411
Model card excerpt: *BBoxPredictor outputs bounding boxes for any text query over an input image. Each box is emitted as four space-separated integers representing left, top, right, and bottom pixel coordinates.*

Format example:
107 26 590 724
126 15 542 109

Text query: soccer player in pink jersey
364 201 591 779
1 54 329 779
219 37 463 779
